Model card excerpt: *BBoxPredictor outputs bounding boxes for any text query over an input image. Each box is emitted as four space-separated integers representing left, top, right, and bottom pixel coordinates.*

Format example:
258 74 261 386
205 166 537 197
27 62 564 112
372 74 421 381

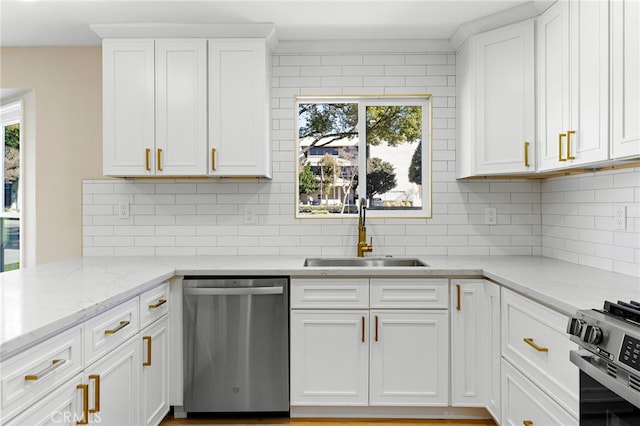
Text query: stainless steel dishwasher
183 276 289 414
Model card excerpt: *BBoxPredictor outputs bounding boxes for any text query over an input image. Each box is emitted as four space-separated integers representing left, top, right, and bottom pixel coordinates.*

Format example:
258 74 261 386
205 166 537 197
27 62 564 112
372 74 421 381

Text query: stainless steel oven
568 301 640 425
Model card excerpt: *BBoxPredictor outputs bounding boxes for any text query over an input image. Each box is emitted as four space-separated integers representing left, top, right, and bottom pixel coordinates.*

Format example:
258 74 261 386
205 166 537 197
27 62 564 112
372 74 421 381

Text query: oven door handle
570 349 640 408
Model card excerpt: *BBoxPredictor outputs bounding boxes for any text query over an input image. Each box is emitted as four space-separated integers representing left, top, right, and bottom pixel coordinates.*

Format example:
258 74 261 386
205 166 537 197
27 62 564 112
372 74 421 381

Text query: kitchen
0 0 639 425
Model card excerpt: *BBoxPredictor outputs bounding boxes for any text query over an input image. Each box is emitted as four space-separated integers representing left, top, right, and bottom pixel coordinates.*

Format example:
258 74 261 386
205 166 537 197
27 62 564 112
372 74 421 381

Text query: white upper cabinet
103 39 155 176
456 19 535 178
103 39 207 177
537 0 610 170
155 39 208 176
208 39 272 178
103 34 273 178
610 0 640 159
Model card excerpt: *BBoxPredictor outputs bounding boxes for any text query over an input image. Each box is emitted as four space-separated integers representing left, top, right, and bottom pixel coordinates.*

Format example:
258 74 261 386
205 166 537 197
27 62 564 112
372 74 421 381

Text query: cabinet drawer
501 359 577 426
0 325 83 423
370 278 448 308
291 278 369 308
84 297 139 366
4 372 83 426
140 282 170 329
501 288 578 417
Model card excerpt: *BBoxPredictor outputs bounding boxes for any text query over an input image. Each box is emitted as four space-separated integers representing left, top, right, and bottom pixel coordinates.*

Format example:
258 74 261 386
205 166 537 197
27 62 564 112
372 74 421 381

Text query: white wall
82 47 640 277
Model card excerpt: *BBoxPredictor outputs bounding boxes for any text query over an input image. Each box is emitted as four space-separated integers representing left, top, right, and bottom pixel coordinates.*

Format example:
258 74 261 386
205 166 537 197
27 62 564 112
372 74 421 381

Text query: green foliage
298 103 358 142
366 106 422 146
298 162 318 196
4 124 19 149
366 157 397 198
318 153 338 195
408 141 422 185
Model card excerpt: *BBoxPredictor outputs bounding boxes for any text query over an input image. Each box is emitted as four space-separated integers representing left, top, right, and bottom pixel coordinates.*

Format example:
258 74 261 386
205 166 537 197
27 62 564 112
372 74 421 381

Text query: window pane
298 102 359 215
365 105 422 211
295 97 430 219
2 122 20 271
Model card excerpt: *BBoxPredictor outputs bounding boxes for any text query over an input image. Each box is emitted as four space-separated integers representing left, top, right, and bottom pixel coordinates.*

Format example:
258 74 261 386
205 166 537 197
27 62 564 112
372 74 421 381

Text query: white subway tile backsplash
82 49 640 278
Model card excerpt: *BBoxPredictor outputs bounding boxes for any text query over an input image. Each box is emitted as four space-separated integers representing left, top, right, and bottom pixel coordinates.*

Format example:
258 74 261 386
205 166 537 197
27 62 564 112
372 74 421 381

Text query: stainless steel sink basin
303 257 429 267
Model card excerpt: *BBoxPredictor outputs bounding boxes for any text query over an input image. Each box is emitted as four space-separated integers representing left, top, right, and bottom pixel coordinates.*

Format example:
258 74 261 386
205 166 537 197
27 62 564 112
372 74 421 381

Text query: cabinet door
155 39 207 176
4 373 83 426
484 281 501 424
450 280 484 407
86 337 140 426
208 39 271 177
103 39 155 176
290 310 368 406
140 316 170 426
501 359 577 426
568 0 609 166
369 310 448 406
611 0 640 159
537 0 571 171
473 20 535 175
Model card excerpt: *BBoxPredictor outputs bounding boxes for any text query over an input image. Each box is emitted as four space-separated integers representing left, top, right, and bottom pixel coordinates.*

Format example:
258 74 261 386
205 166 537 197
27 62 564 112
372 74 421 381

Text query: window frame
294 94 432 219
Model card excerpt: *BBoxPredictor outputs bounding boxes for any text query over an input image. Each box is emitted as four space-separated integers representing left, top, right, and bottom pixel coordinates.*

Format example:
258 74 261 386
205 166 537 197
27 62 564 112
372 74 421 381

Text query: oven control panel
620 334 640 373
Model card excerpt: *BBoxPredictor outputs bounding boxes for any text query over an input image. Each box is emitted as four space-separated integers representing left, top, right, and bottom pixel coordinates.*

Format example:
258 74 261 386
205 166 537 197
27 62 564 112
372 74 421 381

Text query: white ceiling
0 0 532 47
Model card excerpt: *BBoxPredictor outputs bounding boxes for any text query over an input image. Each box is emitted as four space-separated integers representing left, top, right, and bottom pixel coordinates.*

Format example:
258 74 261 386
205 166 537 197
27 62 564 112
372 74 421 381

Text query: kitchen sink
303 257 429 268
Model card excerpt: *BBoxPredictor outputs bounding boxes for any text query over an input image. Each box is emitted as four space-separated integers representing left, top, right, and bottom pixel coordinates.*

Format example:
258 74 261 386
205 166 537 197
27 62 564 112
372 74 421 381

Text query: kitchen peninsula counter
1 255 638 358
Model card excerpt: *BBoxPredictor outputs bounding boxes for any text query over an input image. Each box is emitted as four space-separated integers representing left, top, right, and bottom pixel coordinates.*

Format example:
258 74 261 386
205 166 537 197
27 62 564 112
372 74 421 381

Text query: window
295 96 431 218
0 101 21 271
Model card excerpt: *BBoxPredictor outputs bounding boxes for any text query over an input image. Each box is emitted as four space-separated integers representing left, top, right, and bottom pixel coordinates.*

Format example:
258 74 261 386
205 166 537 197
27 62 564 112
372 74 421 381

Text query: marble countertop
1 255 638 359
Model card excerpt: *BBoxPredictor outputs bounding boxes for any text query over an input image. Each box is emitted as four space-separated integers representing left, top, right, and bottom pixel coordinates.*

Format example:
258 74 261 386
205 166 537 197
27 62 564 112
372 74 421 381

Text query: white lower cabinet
501 359 577 426
83 337 141 425
290 278 449 409
290 310 369 405
140 316 170 426
450 280 501 423
0 283 171 426
369 310 448 406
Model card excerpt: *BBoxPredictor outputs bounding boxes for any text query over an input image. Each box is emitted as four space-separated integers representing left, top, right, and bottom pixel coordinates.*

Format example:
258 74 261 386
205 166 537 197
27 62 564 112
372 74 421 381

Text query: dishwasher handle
184 286 284 296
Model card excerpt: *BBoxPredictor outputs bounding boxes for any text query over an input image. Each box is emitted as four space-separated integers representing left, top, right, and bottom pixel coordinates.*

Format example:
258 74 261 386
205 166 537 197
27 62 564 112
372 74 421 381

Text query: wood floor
161 415 496 426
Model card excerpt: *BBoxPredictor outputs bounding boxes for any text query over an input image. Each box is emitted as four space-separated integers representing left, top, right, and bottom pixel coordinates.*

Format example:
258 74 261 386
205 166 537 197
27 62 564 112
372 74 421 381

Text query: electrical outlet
614 206 626 230
485 207 497 225
118 202 130 219
244 206 256 225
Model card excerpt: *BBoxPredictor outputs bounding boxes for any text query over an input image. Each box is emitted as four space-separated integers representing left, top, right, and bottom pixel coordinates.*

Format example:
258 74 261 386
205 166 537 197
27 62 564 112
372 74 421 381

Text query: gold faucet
357 199 373 257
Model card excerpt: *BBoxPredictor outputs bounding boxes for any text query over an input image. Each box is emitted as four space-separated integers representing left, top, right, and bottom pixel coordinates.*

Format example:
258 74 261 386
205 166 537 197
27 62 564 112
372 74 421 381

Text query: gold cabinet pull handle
143 336 152 366
211 148 216 171
524 141 530 167
566 130 576 160
558 133 567 161
77 384 89 425
375 315 379 342
145 148 151 171
157 148 163 171
88 374 100 413
523 421 533 426
148 299 167 309
523 337 549 352
456 284 461 310
104 320 130 335
24 358 66 381
361 316 365 343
